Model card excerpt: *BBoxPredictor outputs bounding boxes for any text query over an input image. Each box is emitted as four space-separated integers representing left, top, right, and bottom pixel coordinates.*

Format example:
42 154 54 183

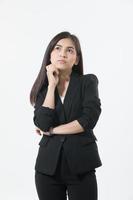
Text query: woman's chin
55 65 66 70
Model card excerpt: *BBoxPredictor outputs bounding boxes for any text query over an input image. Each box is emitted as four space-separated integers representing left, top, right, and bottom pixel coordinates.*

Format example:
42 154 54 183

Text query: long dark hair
29 31 84 107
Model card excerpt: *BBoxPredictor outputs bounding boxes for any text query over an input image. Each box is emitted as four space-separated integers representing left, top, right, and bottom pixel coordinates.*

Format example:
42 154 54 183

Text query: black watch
49 127 53 136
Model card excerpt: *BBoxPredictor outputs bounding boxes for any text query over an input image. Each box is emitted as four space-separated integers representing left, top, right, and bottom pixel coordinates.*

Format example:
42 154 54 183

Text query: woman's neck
58 69 72 82
57 70 72 90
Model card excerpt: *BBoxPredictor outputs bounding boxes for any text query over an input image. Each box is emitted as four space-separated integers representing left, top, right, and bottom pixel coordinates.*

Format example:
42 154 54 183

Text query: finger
35 129 42 135
49 64 59 73
55 69 59 75
52 64 59 73
35 128 41 132
43 131 50 136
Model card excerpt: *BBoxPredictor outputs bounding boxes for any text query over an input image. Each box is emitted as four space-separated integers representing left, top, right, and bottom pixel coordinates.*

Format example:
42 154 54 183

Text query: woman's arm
42 85 56 109
43 74 102 135
35 120 83 136
33 85 56 132
33 65 59 132
52 120 84 134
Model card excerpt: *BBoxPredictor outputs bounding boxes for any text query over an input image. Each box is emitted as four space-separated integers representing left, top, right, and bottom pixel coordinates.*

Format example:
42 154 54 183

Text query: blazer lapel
55 71 80 122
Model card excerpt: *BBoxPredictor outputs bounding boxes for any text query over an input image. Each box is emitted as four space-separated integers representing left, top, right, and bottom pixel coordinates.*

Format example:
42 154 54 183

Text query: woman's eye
55 47 60 50
54 47 74 54
68 49 73 53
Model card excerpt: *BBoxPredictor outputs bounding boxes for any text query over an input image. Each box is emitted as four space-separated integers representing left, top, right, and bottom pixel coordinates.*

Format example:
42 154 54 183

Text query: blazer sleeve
76 74 102 131
33 89 56 132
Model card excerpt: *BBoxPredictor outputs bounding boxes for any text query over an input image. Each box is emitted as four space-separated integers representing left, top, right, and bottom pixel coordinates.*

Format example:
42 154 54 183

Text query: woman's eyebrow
55 44 75 49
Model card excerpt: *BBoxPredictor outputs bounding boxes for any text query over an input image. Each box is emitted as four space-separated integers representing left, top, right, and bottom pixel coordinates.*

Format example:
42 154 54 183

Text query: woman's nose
59 50 67 57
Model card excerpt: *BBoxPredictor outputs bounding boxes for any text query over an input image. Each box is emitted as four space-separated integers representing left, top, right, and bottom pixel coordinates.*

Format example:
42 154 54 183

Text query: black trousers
35 146 98 200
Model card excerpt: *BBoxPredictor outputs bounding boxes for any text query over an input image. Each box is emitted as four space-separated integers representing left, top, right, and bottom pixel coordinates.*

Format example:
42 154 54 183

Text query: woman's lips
58 60 66 64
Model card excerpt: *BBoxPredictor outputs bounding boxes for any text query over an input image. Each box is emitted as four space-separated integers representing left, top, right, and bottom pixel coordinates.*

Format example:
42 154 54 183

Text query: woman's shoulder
80 73 99 84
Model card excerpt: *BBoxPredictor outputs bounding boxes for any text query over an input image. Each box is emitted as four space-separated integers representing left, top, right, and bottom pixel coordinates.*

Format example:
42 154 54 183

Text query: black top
33 71 102 175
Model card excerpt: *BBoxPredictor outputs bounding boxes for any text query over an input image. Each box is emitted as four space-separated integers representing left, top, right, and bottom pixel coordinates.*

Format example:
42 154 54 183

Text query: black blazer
33 71 102 175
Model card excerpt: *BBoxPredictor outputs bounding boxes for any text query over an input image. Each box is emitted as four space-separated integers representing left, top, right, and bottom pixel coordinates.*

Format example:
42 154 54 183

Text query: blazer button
60 136 66 142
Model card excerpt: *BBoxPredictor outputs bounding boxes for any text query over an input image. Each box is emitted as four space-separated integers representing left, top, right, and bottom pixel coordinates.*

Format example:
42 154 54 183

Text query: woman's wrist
48 84 56 90
49 127 54 136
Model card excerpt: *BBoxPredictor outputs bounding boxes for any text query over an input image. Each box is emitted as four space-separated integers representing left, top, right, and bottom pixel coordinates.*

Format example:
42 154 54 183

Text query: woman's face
50 38 79 72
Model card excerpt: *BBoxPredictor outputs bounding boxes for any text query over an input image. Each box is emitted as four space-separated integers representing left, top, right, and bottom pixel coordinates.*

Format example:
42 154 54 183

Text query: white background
0 0 133 199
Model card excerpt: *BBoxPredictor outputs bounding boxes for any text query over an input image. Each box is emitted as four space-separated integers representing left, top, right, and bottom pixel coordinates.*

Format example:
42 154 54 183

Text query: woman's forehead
56 38 75 48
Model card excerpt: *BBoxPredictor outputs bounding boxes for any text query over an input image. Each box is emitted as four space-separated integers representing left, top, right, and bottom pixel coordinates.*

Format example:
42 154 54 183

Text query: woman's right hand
46 64 60 87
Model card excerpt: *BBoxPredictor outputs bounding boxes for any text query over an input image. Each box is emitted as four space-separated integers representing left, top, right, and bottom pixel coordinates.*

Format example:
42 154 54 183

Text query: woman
30 31 102 200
